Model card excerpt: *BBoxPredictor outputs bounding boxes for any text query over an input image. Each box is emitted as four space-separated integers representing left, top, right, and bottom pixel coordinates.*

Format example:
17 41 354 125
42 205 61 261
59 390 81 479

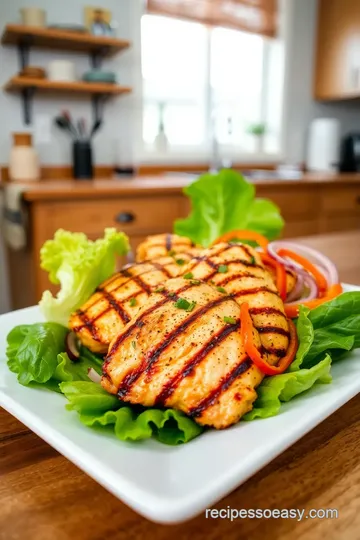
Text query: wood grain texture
314 0 360 100
4 77 132 96
1 173 360 203
1 231 360 539
1 24 130 55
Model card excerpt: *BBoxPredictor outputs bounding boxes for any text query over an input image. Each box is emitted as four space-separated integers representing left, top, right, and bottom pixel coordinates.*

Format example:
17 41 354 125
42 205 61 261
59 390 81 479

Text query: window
141 14 284 160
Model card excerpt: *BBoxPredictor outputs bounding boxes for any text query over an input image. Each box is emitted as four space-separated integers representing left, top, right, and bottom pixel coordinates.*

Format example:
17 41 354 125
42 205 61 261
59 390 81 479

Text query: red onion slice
65 332 81 362
88 368 101 384
286 273 318 305
267 241 339 286
286 272 304 303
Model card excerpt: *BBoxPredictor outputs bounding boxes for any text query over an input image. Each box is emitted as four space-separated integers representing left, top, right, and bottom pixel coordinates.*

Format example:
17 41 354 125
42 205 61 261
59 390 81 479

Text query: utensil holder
73 140 93 180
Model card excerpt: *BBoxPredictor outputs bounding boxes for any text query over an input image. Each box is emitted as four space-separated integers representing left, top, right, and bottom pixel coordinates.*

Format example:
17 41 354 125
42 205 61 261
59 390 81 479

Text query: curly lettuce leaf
39 228 129 326
60 381 203 445
244 355 332 420
174 169 284 247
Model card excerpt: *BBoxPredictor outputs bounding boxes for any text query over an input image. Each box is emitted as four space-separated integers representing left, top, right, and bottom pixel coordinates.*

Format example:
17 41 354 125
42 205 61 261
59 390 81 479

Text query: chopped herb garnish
154 287 165 293
168 292 176 297
131 341 136 349
223 316 236 324
190 279 201 285
176 258 186 266
175 298 197 312
217 286 227 294
218 265 228 273
129 297 137 307
250 256 256 264
168 249 176 257
184 272 194 279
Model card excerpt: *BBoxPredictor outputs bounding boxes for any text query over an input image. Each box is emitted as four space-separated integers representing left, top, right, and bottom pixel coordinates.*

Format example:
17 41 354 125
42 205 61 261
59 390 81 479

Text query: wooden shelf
4 76 132 96
1 24 130 56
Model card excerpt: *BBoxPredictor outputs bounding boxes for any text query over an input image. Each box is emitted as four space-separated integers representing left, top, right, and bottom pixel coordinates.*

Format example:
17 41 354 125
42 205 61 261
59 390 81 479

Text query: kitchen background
1 0 360 313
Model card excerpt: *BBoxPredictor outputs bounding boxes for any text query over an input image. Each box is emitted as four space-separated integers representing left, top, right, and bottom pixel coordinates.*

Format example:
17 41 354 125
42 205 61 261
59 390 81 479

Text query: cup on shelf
48 60 76 82
20 7 46 27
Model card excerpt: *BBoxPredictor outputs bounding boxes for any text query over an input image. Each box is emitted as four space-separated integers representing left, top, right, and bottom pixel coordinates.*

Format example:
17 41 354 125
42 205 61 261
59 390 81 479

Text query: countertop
2 172 360 202
1 230 360 540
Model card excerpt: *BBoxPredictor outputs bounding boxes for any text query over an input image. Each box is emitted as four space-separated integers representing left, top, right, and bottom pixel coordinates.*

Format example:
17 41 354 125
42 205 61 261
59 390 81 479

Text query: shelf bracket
22 87 36 125
91 93 109 124
17 36 33 71
90 47 110 69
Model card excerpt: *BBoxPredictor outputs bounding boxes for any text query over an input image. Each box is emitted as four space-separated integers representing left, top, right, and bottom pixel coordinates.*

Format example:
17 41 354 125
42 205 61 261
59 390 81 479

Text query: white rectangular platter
1 285 359 524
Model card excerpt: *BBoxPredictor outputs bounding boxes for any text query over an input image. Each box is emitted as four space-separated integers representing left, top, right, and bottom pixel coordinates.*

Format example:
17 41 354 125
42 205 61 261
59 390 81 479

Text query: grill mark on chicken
106 283 197 359
122 269 152 294
150 260 173 278
249 306 286 319
101 290 131 324
186 244 236 273
74 309 99 339
256 325 290 337
234 286 279 299
188 357 253 418
217 271 259 287
262 345 287 358
116 296 229 399
238 243 255 259
154 322 240 406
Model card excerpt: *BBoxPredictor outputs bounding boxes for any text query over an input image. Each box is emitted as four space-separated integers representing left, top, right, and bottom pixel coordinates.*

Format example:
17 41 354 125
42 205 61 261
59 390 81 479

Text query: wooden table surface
1 230 360 540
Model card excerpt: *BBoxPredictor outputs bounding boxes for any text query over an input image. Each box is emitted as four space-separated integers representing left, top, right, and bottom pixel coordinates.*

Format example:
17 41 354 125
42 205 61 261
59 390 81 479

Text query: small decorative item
247 122 266 153
20 7 46 27
154 102 168 152
48 60 76 82
84 6 113 36
9 133 40 182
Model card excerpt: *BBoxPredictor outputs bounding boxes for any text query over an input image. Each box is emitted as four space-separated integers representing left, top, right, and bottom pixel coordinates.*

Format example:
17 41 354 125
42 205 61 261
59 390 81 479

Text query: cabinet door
314 0 360 99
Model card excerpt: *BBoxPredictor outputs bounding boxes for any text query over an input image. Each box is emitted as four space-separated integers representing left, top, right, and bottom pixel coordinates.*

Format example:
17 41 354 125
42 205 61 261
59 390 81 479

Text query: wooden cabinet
5 178 360 309
314 0 360 99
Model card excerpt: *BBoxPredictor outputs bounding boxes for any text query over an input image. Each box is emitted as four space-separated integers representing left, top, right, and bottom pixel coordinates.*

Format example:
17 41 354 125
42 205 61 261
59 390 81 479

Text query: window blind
146 0 277 37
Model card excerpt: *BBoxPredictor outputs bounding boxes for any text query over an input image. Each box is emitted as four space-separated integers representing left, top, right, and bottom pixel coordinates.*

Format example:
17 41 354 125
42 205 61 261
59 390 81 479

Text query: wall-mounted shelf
1 24 130 56
4 77 132 95
1 24 132 125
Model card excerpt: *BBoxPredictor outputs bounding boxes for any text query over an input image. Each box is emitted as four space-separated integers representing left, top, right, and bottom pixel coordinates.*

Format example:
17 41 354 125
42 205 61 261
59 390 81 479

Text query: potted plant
247 122 266 153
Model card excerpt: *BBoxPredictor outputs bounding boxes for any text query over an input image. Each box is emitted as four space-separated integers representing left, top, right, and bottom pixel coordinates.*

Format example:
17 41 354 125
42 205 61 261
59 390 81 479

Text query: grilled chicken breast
69 253 193 354
102 278 289 429
136 233 198 262
183 243 290 364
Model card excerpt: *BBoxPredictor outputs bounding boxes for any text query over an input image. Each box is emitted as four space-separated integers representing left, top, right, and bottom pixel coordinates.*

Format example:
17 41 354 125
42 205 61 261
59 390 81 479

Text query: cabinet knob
115 211 136 224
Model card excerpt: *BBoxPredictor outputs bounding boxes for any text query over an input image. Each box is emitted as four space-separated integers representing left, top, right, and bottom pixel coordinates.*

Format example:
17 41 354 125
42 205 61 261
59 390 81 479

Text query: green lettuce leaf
174 169 284 247
244 355 332 420
6 323 68 385
39 228 129 326
291 292 360 370
6 323 104 387
60 381 203 445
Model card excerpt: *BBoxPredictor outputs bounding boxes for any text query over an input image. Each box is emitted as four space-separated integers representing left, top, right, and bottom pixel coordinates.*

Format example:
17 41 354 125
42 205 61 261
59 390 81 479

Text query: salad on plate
5 170 360 445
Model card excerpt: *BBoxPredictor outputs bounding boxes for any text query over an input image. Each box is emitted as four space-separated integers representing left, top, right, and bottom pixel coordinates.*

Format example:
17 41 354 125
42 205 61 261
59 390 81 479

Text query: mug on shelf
20 7 46 27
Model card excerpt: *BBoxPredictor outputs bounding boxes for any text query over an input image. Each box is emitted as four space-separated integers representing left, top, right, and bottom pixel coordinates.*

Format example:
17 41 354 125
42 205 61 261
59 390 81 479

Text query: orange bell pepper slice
240 302 298 376
284 283 343 319
211 230 269 251
277 248 328 296
260 253 287 301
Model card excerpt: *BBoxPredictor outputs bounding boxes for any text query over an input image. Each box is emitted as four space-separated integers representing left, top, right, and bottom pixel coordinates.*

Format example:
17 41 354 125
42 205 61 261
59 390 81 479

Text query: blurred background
1 0 360 313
